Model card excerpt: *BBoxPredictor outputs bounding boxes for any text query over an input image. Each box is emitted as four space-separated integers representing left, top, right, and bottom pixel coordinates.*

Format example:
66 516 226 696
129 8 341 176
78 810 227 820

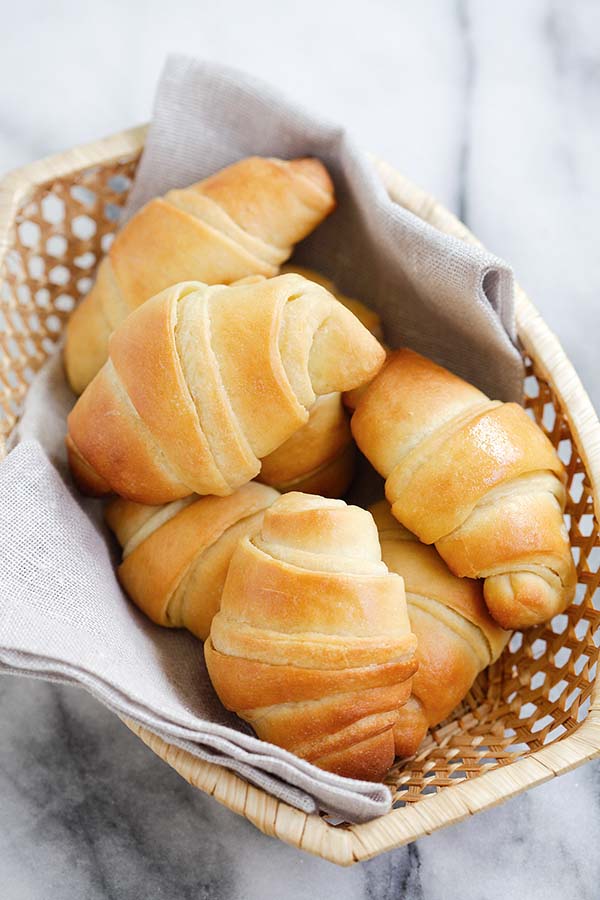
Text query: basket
1 126 599 866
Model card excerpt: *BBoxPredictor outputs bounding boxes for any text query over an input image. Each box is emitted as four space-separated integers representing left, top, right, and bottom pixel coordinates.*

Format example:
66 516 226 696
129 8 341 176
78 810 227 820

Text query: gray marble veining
1 0 599 897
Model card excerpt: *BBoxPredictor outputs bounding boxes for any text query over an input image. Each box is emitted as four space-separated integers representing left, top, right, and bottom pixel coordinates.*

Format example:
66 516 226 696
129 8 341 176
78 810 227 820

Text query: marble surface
1 0 600 896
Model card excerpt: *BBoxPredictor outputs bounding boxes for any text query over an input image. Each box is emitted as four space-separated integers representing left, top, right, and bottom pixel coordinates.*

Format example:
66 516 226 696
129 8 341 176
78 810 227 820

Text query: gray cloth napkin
125 54 523 401
0 56 525 824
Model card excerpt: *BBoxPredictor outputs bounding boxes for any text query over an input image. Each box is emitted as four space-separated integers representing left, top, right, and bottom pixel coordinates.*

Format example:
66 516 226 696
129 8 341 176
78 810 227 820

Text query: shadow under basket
1 126 599 866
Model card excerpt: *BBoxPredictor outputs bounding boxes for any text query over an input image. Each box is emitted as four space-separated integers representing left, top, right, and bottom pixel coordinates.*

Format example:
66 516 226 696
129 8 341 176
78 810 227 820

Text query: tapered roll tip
393 697 429 758
484 571 566 630
289 157 335 198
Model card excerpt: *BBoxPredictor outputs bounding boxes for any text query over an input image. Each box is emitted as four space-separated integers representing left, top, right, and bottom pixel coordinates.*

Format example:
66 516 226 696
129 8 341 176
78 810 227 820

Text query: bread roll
205 492 418 781
276 270 386 413
352 349 576 629
280 265 383 340
259 268 383 498
371 500 509 756
105 482 279 640
65 156 336 394
67 274 385 504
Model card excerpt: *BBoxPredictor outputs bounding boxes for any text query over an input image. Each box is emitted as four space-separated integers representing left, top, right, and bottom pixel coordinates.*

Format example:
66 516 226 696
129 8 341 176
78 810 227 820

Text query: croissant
67 274 385 504
257 268 383 497
280 265 383 340
204 492 418 781
64 156 336 394
282 270 389 414
370 500 509 756
105 482 278 640
352 349 577 629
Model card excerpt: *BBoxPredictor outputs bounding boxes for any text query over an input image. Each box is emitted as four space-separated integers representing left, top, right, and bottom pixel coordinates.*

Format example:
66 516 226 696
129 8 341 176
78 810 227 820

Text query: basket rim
0 125 147 238
1 126 599 866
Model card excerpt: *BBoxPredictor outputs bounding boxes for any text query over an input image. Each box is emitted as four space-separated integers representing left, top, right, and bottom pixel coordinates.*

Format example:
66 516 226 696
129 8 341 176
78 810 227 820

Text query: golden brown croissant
284 271 387 414
370 500 509 756
204 492 418 781
280 265 383 340
105 482 278 640
258 268 383 498
67 274 385 504
258 392 355 497
64 156 336 394
352 349 577 630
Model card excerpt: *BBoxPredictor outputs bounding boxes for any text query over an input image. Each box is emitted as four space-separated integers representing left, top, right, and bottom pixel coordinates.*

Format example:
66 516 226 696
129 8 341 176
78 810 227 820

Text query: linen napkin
0 56 524 823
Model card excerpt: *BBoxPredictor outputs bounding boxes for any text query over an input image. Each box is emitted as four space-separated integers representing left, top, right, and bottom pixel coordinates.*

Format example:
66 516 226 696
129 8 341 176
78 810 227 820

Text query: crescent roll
105 482 278 641
280 265 383 340
258 268 383 497
352 349 577 630
371 500 509 756
67 274 385 504
277 269 388 414
65 156 336 394
204 492 418 782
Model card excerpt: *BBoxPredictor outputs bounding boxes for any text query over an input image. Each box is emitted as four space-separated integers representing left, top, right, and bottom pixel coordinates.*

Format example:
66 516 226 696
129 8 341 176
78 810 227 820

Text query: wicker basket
1 127 599 866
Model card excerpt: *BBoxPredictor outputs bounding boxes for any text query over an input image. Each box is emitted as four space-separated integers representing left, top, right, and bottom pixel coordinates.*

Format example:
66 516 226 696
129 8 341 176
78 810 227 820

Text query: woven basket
1 127 599 866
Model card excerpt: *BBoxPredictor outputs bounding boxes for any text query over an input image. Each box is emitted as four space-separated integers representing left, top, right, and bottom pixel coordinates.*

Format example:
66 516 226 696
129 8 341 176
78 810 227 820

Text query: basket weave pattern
1 132 599 864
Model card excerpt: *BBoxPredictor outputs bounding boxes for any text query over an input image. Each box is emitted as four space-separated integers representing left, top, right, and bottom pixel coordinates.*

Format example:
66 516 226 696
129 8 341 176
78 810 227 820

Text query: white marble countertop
1 1 599 897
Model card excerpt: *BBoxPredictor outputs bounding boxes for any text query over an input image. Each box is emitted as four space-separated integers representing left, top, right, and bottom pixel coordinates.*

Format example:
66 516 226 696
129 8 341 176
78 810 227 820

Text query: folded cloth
125 54 523 401
0 56 524 823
